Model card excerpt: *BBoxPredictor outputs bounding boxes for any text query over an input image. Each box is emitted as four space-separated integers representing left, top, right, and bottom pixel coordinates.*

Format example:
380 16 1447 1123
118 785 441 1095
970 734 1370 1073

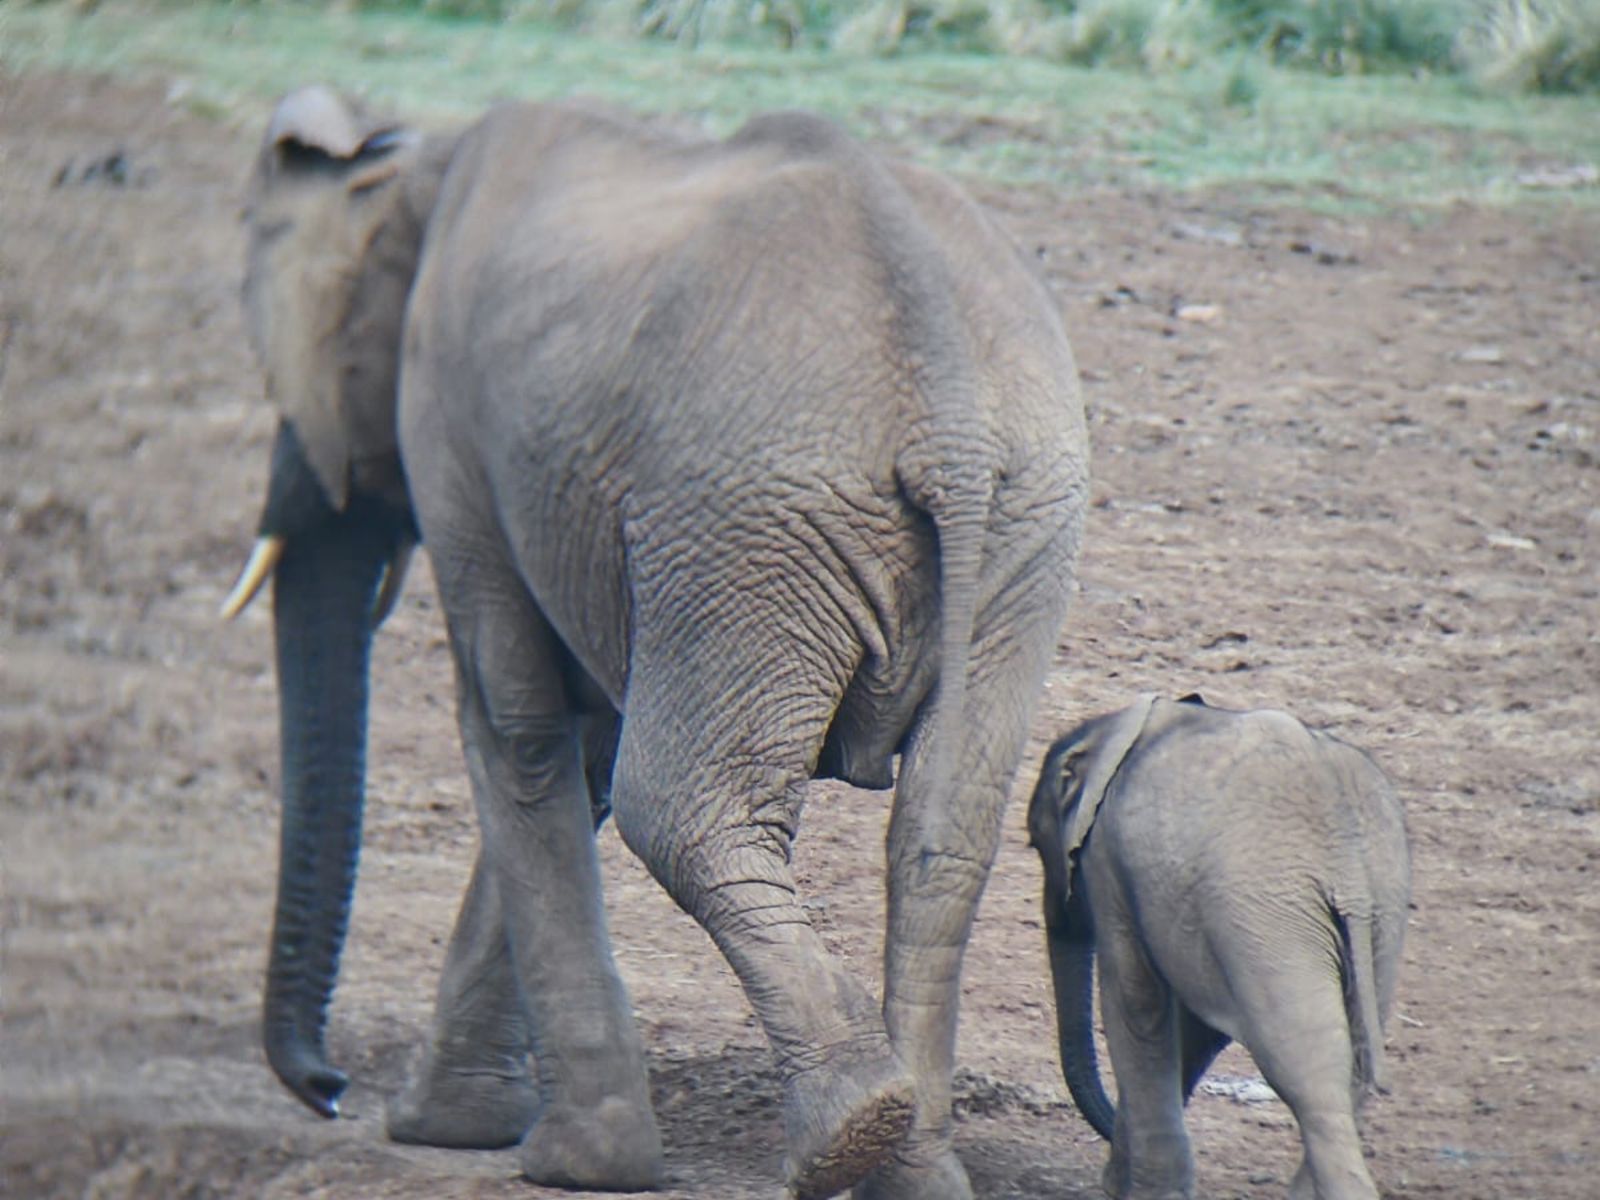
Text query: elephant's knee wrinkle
639 824 804 915
682 870 804 932
469 711 582 790
882 945 969 1002
888 846 990 900
487 709 573 754
779 1030 897 1079
707 894 813 942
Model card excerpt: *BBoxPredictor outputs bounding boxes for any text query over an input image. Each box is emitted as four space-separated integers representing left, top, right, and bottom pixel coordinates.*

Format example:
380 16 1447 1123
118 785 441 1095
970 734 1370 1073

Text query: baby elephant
1027 694 1410 1200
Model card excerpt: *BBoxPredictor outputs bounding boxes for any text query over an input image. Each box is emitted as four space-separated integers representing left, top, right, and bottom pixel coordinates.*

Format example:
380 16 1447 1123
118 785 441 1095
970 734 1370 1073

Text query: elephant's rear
1210 723 1410 1102
410 102 1087 747
1116 711 1411 1098
1324 738 1411 1097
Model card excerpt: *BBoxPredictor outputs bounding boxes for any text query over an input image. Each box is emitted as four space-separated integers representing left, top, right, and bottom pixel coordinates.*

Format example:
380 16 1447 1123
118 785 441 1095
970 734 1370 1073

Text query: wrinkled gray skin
1026 697 1410 1200
231 86 1087 1199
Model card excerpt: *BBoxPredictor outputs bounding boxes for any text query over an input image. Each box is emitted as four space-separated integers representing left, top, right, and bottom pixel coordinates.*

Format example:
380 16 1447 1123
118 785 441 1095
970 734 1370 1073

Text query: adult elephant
223 86 1087 1200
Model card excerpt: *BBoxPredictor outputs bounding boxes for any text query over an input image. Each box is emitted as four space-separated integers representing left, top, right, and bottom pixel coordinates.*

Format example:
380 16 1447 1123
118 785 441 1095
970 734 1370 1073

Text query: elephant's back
416 102 1078 473
401 101 1086 710
1104 712 1394 918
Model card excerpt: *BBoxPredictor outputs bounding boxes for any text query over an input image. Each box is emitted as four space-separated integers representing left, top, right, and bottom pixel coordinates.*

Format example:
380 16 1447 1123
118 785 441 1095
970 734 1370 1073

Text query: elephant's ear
1059 694 1159 888
243 88 410 512
266 85 376 160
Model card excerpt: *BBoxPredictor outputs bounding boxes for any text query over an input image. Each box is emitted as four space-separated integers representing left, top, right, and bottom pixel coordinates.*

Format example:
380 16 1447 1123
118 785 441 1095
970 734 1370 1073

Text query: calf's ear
1057 694 1159 885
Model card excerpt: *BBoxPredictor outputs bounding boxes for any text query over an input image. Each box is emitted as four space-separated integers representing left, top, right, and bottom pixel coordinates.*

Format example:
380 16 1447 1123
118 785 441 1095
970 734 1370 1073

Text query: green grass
205 0 1600 91
3 1 1596 210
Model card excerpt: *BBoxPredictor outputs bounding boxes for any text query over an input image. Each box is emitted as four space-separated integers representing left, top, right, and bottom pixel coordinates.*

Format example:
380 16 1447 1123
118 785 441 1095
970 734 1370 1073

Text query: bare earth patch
3 70 1595 1200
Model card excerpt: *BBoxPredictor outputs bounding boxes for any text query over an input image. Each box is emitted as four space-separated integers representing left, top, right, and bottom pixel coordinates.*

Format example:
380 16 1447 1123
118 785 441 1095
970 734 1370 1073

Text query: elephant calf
1026 695 1410 1200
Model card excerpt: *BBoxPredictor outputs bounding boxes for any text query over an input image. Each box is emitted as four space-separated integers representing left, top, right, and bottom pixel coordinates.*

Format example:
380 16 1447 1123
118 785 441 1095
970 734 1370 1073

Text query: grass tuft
1459 0 1600 93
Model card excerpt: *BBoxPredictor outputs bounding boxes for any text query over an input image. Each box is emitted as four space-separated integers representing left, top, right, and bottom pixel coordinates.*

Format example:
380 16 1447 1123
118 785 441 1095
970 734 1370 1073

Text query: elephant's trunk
262 494 401 1118
1045 872 1116 1141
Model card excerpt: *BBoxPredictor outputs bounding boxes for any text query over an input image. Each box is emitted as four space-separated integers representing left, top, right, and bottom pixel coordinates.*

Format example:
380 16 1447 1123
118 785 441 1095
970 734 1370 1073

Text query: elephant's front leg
857 602 1069 1200
1089 863 1193 1200
426 559 661 1189
386 851 539 1148
389 704 622 1149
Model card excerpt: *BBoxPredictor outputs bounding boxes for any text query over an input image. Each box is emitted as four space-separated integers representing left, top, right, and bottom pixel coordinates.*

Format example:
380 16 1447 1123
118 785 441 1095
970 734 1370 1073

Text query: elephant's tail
1333 901 1390 1097
892 405 994 812
924 463 989 799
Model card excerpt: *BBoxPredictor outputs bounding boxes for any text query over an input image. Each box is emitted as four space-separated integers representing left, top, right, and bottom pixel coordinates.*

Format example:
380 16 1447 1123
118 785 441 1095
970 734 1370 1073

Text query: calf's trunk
1045 874 1117 1141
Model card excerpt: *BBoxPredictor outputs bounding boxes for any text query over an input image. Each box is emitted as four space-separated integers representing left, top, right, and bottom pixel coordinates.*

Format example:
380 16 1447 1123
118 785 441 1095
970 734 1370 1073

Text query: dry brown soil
3 69 1597 1200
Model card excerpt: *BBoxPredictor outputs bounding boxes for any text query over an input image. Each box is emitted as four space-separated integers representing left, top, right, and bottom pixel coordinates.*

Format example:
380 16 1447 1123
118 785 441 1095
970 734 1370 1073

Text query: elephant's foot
386 1063 538 1150
519 1093 665 1192
1100 1155 1194 1200
852 1145 973 1200
783 1051 916 1200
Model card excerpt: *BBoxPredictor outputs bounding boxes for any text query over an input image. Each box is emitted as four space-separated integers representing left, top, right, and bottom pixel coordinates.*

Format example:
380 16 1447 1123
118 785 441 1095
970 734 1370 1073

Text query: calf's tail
1332 903 1389 1096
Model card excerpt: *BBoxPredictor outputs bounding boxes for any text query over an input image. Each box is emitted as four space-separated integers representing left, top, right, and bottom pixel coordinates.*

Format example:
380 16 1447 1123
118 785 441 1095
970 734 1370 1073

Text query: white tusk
370 539 415 629
220 535 287 620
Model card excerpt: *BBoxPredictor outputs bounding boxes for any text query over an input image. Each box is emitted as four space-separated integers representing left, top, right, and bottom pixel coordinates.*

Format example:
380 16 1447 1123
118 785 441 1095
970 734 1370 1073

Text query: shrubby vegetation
45 0 1585 92
1458 0 1600 93
309 0 1598 91
11 0 1593 207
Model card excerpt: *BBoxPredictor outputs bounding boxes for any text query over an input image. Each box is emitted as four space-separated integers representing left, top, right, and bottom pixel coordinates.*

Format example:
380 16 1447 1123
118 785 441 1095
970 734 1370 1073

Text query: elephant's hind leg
425 548 662 1189
610 615 914 1200
1234 972 1378 1200
857 588 1071 1200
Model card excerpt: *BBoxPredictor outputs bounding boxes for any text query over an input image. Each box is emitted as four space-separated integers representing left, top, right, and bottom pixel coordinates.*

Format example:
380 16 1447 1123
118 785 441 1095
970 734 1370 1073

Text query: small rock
1289 239 1357 265
1485 532 1536 551
1515 163 1598 190
1175 303 1222 324
53 148 152 189
1198 1075 1279 1104
1170 220 1243 247
1459 344 1505 365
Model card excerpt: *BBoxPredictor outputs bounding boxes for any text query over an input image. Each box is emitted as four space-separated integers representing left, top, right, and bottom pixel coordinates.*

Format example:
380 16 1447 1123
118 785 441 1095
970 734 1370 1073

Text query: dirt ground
2 68 1596 1200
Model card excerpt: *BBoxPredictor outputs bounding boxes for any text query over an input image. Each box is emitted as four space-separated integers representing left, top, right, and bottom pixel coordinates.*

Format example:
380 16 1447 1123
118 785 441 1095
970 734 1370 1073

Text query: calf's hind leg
1096 924 1194 1199
1233 967 1378 1200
